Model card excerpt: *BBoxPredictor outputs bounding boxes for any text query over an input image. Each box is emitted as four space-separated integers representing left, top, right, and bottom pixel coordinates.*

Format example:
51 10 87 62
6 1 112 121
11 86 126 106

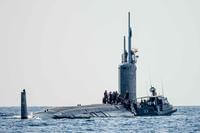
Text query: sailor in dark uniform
117 94 123 104
124 91 129 100
113 91 117 104
114 91 119 104
150 86 157 96
108 92 112 104
122 91 131 110
103 90 108 104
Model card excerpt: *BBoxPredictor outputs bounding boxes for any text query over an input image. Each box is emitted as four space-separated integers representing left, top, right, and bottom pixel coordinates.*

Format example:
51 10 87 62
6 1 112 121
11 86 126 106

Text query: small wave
28 122 48 127
2 112 35 120
86 128 95 131
0 113 7 117
2 115 21 120
12 114 34 119
0 112 15 117
13 115 21 119
86 119 95 122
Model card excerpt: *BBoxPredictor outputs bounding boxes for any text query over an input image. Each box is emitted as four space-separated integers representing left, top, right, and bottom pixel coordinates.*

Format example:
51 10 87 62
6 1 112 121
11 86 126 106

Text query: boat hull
34 104 134 119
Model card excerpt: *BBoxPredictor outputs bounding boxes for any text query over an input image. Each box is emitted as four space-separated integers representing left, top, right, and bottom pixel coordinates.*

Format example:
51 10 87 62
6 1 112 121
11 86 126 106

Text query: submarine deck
34 104 134 119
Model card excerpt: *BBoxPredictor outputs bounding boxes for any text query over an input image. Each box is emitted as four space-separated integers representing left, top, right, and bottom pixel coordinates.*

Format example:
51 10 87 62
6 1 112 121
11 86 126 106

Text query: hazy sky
0 0 200 106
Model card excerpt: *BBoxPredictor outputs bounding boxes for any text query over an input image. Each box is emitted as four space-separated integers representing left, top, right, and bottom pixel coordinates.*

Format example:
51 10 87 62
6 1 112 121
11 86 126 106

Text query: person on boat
123 98 130 110
150 86 157 96
133 102 138 112
124 91 129 100
115 91 119 104
102 97 106 104
112 91 115 104
113 91 118 104
158 98 163 111
160 99 163 111
117 94 123 104
103 90 108 104
108 91 112 104
140 99 143 104
126 100 131 111
111 91 115 104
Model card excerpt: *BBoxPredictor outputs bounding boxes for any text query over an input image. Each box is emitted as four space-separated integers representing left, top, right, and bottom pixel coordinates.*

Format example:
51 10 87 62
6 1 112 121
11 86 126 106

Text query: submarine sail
119 12 137 101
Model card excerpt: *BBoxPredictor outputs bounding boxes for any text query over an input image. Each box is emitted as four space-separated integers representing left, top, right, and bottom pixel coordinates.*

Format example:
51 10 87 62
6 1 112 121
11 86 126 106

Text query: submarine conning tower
119 12 137 102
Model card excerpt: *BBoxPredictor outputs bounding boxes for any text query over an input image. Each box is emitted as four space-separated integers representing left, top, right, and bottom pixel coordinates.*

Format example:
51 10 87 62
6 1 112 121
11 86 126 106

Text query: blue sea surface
0 106 199 133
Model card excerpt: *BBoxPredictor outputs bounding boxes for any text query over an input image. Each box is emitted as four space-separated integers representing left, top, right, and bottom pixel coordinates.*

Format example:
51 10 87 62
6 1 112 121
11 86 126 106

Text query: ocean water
0 106 199 133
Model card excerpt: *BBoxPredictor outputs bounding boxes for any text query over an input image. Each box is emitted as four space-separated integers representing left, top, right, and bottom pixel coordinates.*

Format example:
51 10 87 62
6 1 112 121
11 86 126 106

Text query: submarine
21 12 177 119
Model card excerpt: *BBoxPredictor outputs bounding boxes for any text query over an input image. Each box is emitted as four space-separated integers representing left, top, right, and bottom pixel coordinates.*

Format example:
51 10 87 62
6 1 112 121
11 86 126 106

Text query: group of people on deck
102 90 120 104
102 90 131 107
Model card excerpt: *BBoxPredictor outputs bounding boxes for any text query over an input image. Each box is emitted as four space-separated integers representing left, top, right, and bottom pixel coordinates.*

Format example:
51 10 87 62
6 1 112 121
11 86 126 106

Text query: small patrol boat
132 87 177 116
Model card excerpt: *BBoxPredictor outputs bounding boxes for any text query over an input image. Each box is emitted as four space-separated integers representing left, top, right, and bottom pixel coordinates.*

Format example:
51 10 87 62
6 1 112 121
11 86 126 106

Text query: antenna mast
124 36 126 54
128 12 132 63
161 80 164 96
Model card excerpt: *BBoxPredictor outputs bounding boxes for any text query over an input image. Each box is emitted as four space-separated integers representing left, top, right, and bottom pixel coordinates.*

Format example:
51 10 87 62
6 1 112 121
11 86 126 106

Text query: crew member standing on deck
108 92 112 104
103 90 108 104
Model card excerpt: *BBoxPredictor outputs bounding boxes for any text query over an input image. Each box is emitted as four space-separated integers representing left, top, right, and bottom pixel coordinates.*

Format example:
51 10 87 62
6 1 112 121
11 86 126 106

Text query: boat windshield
136 96 166 105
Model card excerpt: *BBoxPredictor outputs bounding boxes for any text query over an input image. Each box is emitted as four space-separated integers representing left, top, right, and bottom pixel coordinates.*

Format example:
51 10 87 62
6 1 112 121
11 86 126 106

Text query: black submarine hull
34 104 135 119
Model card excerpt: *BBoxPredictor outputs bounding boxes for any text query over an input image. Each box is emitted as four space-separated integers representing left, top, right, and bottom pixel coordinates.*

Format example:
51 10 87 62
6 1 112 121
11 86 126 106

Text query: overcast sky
0 0 199 106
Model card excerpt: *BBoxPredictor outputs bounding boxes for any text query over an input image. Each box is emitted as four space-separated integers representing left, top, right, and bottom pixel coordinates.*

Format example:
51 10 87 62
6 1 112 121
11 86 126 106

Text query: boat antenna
161 80 164 96
148 67 152 87
145 82 149 96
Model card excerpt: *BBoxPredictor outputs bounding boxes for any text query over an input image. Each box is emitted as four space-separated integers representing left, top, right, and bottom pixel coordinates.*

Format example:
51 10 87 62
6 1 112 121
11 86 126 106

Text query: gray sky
0 0 200 106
